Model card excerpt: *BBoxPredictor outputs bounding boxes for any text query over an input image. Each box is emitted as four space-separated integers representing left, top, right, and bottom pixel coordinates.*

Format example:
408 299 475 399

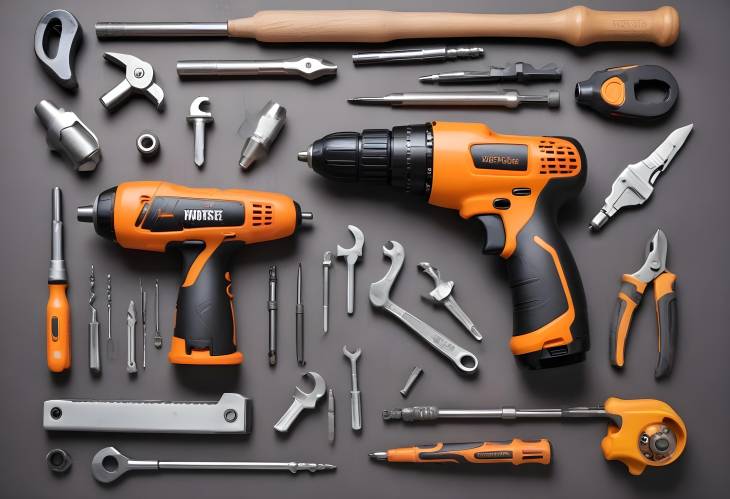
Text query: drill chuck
298 124 434 195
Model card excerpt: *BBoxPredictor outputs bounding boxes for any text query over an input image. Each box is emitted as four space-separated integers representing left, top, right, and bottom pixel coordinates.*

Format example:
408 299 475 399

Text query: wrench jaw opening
369 241 404 308
274 372 327 433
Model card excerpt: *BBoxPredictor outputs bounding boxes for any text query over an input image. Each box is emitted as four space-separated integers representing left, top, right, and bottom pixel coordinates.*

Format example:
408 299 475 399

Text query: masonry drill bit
106 273 114 359
89 265 100 374
153 279 162 349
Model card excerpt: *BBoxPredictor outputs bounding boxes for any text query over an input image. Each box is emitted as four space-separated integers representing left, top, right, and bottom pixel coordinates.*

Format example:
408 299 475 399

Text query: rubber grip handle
609 275 647 367
389 439 551 464
505 208 589 368
46 283 71 373
169 241 244 364
654 271 677 378
227 7 679 46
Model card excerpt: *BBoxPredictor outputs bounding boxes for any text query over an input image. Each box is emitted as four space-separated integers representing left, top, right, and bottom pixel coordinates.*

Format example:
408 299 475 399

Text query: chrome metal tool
177 56 337 81
349 90 560 108
268 265 278 366
353 46 483 65
418 262 482 341
327 388 335 444
35 10 83 90
140 279 147 369
420 62 562 83
153 279 162 349
100 52 165 111
126 300 137 374
274 372 327 433
399 366 423 398
370 241 478 374
44 393 252 433
88 265 100 374
187 97 213 168
337 225 364 315
343 346 362 431
239 101 286 170
590 124 693 231
35 100 101 172
106 274 114 358
92 447 335 484
322 251 332 333
296 263 304 366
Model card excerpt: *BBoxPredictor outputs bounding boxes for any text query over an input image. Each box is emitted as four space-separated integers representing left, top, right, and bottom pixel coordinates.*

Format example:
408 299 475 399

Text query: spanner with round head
343 346 362 430
337 225 364 315
370 241 478 374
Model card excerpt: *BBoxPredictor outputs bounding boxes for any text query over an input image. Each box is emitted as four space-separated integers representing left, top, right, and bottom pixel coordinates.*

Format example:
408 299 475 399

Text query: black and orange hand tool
575 65 678 120
383 397 687 475
77 181 312 365
610 229 677 379
369 439 551 466
47 187 71 373
299 122 589 369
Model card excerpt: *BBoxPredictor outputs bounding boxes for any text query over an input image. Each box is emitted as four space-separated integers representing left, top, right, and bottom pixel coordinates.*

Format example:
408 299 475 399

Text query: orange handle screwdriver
47 187 70 373
369 439 551 465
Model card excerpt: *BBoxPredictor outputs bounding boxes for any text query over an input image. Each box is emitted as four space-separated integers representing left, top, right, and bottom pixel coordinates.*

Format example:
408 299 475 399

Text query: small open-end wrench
418 262 482 341
322 251 332 333
91 447 336 484
343 346 362 431
370 241 478 375
337 225 364 315
100 52 165 111
274 372 327 433
187 96 213 168
126 300 137 374
177 56 337 81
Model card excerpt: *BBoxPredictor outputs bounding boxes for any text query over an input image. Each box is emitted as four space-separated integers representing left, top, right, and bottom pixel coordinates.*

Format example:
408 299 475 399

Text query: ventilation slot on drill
251 203 273 226
538 140 578 175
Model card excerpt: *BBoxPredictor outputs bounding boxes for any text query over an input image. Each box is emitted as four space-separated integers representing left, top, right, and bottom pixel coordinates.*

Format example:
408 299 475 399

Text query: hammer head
336 225 364 263
369 240 405 308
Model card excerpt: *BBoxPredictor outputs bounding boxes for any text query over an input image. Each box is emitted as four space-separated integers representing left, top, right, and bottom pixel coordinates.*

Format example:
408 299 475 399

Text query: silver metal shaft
327 388 335 444
96 22 228 38
348 90 560 108
89 265 100 374
154 279 162 349
296 263 304 366
193 121 206 167
352 46 483 65
106 274 114 359
141 283 147 369
49 187 67 283
268 266 278 366
382 405 609 422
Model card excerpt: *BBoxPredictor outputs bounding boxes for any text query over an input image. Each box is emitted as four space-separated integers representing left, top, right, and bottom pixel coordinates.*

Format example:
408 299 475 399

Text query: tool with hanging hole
322 251 332 333
420 62 561 84
187 96 213 168
370 241 478 374
383 397 686 475
100 52 165 111
94 6 680 46
274 371 327 433
353 46 483 65
35 10 83 90
47 187 70 373
576 65 678 121
88 265 100 374
299 121 589 369
343 346 362 431
369 438 551 465
296 263 305 366
610 229 677 379
239 101 286 170
399 367 423 398
106 274 114 358
44 393 251 434
418 262 482 341
154 279 162 349
336 225 364 315
268 265 278 366
35 100 101 172
177 57 337 81
348 90 560 109
91 447 335 484
77 181 313 365
327 388 335 444
590 124 693 231
126 300 137 374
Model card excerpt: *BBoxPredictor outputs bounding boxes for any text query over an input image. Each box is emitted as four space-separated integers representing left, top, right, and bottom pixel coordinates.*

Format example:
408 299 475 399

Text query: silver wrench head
417 262 455 302
91 447 134 483
187 96 213 122
293 371 327 409
336 225 364 263
343 345 362 361
369 241 405 308
323 250 333 267
288 57 338 80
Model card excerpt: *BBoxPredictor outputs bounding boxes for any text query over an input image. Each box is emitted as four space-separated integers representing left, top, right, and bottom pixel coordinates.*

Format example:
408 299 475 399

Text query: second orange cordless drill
77 181 312 365
299 121 588 369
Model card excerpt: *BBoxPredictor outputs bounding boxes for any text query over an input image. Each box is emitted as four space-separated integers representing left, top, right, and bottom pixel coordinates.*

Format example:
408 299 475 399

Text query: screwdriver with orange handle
47 187 71 373
369 439 551 466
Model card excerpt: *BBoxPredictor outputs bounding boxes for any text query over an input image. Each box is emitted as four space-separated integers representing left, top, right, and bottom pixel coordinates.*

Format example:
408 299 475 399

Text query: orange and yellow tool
47 187 71 373
299 122 589 369
610 229 677 378
369 439 551 466
77 181 312 366
383 397 686 475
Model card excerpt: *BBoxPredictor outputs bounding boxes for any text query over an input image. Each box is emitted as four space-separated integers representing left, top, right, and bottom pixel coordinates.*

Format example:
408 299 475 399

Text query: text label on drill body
470 144 528 171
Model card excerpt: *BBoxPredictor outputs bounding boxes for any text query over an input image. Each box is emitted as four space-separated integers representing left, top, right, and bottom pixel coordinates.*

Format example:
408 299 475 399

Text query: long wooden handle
228 6 679 46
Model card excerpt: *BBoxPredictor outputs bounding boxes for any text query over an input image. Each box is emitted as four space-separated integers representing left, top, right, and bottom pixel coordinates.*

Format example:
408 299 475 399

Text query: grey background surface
1 0 728 497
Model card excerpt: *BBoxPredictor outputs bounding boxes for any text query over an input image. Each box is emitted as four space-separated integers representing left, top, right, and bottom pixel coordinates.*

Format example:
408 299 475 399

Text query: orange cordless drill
77 181 312 365
299 122 588 369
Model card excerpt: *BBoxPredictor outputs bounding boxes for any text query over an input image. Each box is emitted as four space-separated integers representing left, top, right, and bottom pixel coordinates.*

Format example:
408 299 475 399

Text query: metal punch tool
177 56 337 81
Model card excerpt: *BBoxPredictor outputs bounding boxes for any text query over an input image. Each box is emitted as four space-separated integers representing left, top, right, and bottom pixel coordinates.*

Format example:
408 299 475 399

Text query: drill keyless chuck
297 124 434 195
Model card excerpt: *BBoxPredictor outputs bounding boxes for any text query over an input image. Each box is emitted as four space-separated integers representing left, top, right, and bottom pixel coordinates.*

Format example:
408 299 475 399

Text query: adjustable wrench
337 225 364 315
370 241 478 374
274 372 327 432
177 56 337 81
100 52 165 111
126 300 137 374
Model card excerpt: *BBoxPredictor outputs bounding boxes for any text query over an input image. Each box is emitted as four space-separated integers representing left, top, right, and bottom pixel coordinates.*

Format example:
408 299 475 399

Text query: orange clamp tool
609 229 677 378
47 187 70 373
370 439 551 466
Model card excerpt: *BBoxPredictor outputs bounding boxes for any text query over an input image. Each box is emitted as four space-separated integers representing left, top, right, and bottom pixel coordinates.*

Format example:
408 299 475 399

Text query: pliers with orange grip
609 229 677 378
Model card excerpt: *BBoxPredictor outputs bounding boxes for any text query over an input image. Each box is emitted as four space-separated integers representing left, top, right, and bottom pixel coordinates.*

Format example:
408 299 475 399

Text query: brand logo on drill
481 155 521 166
183 209 223 222
470 144 528 171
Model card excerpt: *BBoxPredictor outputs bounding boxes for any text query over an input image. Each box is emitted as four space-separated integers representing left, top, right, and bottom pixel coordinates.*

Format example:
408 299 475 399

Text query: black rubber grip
655 290 677 379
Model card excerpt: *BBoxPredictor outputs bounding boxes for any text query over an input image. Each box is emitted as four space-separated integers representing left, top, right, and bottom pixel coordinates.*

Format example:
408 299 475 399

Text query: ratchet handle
46 283 71 373
388 439 551 465
653 271 677 378
609 274 647 367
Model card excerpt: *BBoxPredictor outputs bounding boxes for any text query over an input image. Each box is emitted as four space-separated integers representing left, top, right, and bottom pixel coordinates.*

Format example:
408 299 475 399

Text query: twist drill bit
106 274 114 359
89 265 100 374
153 279 162 349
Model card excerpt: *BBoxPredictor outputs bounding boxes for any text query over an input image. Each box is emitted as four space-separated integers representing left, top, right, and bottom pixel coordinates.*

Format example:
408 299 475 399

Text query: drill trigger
476 215 505 255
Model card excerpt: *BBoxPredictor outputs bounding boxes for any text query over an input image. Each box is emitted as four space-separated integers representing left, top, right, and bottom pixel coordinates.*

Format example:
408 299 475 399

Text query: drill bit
140 279 147 369
153 279 162 349
419 62 562 83
352 46 483 65
106 273 114 359
89 265 100 374
348 90 560 109
296 263 304 366
268 266 278 366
